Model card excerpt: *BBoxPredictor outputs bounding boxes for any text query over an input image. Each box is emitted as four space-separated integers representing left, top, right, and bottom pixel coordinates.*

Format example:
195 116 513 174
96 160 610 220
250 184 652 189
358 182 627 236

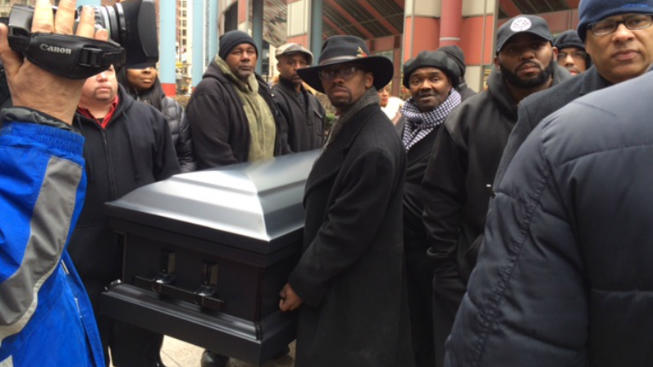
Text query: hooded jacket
186 59 289 169
422 63 570 281
68 86 180 282
494 66 611 185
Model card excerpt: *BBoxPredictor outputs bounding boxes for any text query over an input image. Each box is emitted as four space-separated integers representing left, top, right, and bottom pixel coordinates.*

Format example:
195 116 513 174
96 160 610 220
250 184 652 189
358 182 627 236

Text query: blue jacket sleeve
0 121 86 336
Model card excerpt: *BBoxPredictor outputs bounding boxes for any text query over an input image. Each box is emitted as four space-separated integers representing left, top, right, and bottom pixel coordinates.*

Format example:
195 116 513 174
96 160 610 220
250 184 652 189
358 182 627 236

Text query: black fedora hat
297 35 394 93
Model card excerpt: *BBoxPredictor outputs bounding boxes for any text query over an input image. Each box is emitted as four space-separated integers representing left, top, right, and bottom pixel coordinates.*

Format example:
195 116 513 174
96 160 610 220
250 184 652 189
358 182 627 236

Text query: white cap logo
510 17 532 32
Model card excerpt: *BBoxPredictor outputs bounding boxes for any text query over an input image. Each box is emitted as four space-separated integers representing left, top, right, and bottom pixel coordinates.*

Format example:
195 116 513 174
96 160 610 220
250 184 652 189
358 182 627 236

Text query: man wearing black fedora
279 35 414 367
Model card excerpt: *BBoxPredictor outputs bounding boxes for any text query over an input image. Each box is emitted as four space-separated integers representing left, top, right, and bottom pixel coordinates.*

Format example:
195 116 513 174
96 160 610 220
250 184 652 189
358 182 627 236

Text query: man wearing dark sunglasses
494 0 653 186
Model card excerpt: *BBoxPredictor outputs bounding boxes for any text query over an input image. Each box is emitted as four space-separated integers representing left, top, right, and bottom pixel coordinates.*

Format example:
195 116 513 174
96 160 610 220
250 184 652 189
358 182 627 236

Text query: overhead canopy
498 0 579 18
322 0 404 39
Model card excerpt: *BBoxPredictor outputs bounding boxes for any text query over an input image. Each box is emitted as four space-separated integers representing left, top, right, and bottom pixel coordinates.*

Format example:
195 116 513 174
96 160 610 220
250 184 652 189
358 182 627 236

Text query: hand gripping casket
100 151 319 365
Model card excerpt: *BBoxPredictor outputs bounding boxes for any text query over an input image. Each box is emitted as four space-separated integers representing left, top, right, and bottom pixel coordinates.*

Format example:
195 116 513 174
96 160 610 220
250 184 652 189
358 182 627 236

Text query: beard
500 56 555 89
327 86 354 109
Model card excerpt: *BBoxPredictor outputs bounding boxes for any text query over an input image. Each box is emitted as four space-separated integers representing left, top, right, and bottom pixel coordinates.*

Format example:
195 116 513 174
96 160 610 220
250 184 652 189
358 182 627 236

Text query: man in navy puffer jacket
446 69 653 367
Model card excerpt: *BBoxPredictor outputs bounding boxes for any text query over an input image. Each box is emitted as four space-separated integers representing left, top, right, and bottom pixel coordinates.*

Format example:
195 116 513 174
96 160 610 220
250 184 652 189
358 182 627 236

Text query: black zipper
100 127 119 199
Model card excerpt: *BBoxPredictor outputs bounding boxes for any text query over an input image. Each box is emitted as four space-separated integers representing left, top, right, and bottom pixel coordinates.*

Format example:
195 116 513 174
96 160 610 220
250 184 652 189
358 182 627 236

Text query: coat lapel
304 104 377 201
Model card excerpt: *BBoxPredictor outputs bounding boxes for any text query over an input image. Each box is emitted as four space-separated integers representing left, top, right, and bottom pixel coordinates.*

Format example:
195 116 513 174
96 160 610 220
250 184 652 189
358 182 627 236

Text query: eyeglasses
318 65 360 81
589 14 653 37
557 50 588 61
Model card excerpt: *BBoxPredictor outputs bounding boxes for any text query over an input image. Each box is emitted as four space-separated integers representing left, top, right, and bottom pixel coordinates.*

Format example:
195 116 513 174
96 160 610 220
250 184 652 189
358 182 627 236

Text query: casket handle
134 275 225 311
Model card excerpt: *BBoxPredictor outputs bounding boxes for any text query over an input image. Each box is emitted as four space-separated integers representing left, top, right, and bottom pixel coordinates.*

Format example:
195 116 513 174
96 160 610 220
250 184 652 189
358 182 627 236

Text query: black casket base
101 283 296 365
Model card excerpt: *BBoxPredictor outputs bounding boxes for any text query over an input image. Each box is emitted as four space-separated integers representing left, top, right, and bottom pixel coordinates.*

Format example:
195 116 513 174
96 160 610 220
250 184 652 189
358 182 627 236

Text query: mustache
517 61 542 71
416 90 436 98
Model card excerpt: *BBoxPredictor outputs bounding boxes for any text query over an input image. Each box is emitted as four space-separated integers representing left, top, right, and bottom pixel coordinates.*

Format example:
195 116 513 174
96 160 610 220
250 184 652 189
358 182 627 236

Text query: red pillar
161 83 177 97
440 0 463 47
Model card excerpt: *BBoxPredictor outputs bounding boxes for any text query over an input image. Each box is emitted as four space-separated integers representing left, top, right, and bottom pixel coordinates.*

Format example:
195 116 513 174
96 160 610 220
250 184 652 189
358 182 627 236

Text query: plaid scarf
401 89 461 151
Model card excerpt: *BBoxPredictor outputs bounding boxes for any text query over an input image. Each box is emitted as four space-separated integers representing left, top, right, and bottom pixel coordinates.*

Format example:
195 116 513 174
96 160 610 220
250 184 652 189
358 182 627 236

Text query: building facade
217 0 580 94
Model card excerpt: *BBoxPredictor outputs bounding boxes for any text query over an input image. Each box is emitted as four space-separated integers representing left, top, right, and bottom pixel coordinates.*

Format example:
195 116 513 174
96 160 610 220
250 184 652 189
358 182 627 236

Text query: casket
100 150 319 365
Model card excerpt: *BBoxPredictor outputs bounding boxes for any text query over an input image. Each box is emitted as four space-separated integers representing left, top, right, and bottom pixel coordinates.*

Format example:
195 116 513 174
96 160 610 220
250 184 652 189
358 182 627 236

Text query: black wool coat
396 116 443 367
288 103 414 367
395 118 441 246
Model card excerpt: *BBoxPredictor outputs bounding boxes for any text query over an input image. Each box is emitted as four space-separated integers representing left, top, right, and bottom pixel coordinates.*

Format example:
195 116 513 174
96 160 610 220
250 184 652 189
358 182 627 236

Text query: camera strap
9 32 126 79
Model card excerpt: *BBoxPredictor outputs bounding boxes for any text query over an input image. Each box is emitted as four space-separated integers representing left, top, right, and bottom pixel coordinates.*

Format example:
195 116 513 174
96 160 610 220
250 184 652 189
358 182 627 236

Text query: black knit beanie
219 30 258 60
438 45 466 80
403 50 459 88
554 30 585 50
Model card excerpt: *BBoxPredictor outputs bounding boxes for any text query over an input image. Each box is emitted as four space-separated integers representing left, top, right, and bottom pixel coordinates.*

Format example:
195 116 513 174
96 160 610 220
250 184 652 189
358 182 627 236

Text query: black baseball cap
496 15 553 53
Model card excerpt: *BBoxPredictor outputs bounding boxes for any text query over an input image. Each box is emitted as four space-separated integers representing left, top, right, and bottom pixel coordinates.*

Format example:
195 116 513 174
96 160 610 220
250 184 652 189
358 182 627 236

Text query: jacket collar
486 67 518 120
304 103 380 199
327 88 379 146
278 76 303 93
215 56 259 94
204 59 272 97
74 85 134 129
579 66 612 96
487 63 571 120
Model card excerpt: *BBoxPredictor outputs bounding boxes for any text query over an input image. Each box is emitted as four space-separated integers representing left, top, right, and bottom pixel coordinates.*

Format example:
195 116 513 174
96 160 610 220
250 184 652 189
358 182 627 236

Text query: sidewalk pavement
111 337 296 367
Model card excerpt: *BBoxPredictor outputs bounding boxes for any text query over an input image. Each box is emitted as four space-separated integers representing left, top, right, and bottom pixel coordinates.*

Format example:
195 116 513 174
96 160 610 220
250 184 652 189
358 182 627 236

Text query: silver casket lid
106 150 319 249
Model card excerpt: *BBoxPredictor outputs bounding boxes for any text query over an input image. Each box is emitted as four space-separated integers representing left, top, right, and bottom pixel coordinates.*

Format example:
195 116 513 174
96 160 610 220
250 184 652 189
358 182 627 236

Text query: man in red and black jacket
69 64 180 367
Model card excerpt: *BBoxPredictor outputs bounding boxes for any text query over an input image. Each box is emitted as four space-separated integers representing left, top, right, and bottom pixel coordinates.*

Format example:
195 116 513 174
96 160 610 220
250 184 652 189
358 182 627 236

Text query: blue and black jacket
0 115 104 367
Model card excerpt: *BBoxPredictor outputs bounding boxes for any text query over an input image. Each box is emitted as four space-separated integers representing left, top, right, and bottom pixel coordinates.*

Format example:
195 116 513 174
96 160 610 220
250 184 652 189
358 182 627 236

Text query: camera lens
83 0 158 68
